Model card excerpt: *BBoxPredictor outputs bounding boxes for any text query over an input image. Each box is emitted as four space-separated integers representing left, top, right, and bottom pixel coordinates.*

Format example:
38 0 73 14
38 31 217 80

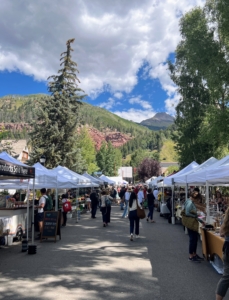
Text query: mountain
140 112 174 130
0 94 150 149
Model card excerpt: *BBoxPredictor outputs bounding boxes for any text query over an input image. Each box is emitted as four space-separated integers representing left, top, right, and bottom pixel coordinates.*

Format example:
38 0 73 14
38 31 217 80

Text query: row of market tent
148 154 229 224
0 151 126 245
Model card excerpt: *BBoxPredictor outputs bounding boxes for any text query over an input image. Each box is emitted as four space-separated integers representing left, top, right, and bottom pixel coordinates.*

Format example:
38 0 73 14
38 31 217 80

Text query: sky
0 0 205 122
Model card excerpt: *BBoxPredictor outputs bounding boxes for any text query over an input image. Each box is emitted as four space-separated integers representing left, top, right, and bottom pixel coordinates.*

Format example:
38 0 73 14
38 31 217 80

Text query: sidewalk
0 206 226 300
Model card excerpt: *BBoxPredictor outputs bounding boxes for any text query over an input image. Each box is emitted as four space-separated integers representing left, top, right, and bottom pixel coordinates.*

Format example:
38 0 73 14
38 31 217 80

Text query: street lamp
40 155 46 166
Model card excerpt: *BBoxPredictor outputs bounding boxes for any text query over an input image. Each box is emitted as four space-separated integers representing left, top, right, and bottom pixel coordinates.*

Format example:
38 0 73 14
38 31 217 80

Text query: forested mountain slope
0 94 177 162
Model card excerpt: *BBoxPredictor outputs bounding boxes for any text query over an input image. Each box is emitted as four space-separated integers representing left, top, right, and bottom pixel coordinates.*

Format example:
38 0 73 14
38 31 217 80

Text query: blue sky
0 0 204 122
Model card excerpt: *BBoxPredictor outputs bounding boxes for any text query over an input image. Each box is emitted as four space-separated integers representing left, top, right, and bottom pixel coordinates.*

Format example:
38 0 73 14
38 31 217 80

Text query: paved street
0 206 227 300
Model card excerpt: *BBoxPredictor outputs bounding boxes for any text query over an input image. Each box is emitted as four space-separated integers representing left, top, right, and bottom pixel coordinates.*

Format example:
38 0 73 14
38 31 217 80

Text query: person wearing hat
122 187 132 218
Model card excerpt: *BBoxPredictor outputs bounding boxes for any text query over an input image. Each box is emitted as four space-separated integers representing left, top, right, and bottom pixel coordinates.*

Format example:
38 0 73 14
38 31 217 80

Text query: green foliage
78 127 98 174
169 3 229 167
96 141 122 176
166 165 179 176
29 39 87 171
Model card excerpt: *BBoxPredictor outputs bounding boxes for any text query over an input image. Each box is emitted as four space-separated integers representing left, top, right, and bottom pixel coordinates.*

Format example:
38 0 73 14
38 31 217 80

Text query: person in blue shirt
184 191 204 262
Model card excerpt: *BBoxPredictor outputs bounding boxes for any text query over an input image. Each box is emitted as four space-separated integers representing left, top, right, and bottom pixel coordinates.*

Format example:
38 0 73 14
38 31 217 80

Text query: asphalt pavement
0 206 228 300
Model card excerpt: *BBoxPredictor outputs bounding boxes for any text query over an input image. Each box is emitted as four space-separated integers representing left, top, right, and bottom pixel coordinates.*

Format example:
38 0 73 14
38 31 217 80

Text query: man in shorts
37 188 46 238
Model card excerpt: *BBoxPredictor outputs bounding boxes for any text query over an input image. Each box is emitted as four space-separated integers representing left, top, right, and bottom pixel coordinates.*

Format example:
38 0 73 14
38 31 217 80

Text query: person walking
216 208 229 300
137 186 144 206
110 186 117 204
183 192 204 262
146 188 155 223
36 188 46 238
122 187 131 218
128 191 142 241
85 189 91 212
119 186 126 209
100 190 113 227
90 189 99 219
61 194 68 227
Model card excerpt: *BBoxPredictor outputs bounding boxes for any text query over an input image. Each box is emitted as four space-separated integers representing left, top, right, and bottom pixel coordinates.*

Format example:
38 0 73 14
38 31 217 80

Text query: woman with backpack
100 190 113 227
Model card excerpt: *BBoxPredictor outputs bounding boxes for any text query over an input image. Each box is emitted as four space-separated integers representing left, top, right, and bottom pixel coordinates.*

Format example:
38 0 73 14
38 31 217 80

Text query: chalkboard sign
41 211 61 242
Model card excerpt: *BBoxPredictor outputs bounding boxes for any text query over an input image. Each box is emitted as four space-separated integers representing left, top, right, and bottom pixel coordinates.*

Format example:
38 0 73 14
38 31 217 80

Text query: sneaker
130 234 133 241
194 254 204 261
135 235 139 239
146 218 149 222
188 257 200 262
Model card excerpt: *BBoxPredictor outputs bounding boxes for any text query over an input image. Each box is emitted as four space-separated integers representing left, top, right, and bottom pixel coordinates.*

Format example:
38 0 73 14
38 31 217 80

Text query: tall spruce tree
29 39 86 170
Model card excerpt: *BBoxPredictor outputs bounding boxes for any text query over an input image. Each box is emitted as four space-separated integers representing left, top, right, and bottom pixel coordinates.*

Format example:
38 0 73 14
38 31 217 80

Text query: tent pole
206 181 210 224
185 183 188 200
32 178 35 244
26 183 30 241
171 184 175 224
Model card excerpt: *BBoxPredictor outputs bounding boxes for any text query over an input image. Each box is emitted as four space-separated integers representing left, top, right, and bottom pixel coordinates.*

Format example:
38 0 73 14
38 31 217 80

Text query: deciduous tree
137 158 161 182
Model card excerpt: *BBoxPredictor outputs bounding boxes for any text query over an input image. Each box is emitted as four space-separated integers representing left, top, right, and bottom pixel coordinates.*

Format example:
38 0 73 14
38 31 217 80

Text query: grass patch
160 139 178 162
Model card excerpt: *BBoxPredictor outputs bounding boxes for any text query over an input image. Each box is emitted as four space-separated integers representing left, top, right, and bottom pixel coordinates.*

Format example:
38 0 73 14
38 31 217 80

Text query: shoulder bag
136 199 146 219
181 209 199 232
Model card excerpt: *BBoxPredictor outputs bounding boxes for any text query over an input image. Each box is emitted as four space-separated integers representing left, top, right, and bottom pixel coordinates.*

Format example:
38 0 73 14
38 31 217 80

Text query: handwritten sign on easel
41 211 61 242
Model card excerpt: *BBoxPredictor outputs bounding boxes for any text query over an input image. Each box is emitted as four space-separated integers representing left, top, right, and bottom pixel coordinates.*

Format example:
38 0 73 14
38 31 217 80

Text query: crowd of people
32 183 229 299
83 184 157 240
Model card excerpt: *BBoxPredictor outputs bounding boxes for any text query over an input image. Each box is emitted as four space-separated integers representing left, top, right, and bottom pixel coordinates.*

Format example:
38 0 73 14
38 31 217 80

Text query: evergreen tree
29 39 86 170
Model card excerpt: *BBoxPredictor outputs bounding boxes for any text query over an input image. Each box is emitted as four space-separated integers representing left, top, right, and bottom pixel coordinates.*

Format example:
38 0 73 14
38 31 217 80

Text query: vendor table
0 207 32 236
200 228 224 260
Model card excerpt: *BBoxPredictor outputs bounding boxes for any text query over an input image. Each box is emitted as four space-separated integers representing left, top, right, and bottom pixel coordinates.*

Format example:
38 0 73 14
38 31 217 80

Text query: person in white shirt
128 191 142 241
137 187 144 205
153 188 158 200
122 187 131 218
37 188 46 237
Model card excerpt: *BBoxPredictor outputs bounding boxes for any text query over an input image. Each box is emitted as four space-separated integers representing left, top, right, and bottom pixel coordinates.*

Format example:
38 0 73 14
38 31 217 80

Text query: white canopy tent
151 176 164 187
145 176 157 184
100 174 116 185
0 162 57 189
186 155 229 185
83 173 104 185
108 176 128 185
54 166 98 188
173 157 218 185
163 161 199 186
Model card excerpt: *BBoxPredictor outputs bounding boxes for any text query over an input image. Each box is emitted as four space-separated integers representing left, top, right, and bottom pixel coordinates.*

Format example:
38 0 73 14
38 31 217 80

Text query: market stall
0 153 35 245
99 174 116 185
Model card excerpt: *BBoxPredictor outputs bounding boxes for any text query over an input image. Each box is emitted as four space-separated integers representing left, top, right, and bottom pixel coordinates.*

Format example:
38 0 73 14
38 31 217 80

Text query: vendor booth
100 174 116 185
0 153 35 245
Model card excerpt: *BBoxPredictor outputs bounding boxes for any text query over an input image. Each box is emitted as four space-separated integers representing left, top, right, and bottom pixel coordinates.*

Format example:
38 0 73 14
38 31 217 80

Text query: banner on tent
0 159 35 178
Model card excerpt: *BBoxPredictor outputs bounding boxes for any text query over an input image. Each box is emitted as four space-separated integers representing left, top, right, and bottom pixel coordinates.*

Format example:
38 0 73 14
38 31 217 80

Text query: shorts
86 198 91 203
37 212 44 222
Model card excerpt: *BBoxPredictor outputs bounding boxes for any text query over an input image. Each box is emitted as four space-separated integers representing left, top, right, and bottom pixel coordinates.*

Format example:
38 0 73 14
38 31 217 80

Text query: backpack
62 201 72 213
44 195 53 211
105 196 111 207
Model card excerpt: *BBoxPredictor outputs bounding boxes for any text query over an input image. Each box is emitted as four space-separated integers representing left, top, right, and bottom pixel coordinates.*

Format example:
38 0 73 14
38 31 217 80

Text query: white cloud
129 96 152 109
99 97 115 110
113 92 123 99
114 108 156 123
165 93 180 116
0 0 205 100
